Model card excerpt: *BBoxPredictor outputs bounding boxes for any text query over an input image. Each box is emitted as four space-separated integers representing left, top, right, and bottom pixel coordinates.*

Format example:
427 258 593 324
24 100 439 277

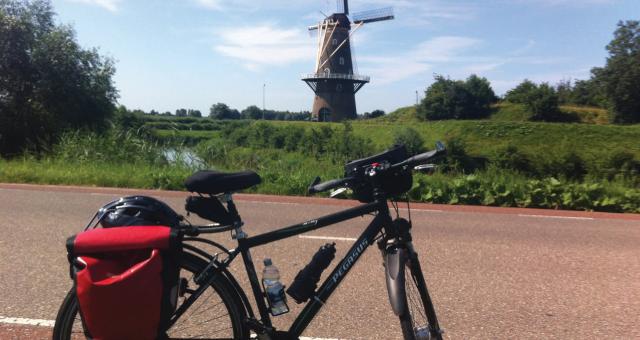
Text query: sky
50 0 638 114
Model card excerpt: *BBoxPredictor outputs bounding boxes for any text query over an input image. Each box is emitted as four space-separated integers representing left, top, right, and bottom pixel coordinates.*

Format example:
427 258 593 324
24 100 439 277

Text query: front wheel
387 247 443 340
52 252 249 339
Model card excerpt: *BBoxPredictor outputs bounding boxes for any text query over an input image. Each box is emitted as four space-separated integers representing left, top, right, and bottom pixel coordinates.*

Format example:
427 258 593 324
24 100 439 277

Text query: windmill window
336 84 343 91
332 38 338 46
339 57 345 65
324 68 330 75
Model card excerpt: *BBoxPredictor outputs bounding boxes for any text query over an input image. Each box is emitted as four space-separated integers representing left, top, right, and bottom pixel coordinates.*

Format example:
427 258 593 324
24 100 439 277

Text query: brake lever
330 187 349 198
414 164 437 174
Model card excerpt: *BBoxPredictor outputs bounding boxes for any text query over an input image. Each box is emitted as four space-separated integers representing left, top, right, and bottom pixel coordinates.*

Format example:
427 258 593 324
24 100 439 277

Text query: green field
2 106 639 213
147 110 640 167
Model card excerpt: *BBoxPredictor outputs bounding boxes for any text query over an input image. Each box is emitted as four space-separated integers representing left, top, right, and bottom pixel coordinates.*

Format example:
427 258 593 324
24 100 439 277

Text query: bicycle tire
398 250 443 340
52 252 249 340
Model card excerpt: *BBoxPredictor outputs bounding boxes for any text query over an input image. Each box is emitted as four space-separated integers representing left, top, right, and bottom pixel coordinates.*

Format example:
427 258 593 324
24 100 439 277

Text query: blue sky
51 0 638 114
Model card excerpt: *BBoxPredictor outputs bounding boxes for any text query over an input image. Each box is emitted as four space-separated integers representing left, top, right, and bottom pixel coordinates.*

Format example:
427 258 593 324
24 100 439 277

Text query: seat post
220 193 246 239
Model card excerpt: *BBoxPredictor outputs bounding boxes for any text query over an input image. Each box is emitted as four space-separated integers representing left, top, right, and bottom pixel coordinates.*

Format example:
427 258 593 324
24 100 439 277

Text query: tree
241 105 262 120
209 103 240 119
417 75 474 120
464 74 497 117
570 79 607 107
595 20 640 123
0 0 117 156
175 108 187 117
555 79 573 105
504 79 537 103
525 83 564 121
368 109 385 119
187 109 202 118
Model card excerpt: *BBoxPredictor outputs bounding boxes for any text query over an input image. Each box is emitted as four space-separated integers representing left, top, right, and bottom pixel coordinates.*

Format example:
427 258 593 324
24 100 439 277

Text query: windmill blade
352 7 394 24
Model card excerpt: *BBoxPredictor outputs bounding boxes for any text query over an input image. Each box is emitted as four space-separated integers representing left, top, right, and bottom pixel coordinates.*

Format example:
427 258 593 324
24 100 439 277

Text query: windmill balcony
301 72 370 83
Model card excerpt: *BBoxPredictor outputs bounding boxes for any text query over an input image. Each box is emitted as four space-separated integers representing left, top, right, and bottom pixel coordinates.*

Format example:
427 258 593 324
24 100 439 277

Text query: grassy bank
2 156 638 213
2 112 639 213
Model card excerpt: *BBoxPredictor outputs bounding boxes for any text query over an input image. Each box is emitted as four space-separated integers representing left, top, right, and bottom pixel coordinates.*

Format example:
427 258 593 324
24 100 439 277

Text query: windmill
302 0 394 122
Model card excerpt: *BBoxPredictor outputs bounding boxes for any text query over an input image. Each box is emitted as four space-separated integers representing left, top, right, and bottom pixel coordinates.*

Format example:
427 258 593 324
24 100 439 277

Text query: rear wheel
52 253 249 339
398 250 442 340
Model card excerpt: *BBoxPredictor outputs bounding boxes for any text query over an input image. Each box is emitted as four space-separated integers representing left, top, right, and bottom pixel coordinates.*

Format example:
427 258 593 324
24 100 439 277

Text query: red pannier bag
66 226 181 340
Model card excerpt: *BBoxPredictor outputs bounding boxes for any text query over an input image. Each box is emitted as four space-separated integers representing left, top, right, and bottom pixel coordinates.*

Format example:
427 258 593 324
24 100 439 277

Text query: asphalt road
0 184 639 339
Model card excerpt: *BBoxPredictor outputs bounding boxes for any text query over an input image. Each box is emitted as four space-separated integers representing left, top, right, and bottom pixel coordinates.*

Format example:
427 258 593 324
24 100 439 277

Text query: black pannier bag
345 144 413 202
66 226 182 340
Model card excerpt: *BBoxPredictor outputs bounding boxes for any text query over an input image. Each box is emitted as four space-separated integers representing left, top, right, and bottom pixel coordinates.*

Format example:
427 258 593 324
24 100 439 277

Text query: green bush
393 127 425 155
504 79 537 104
603 150 640 185
439 138 484 173
492 145 532 174
409 170 640 213
417 74 496 120
540 152 587 181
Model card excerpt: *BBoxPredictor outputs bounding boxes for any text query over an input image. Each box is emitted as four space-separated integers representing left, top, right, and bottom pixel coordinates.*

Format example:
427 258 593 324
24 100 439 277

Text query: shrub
492 145 532 174
504 79 537 104
540 152 587 181
440 138 481 173
392 127 425 155
417 75 497 120
603 150 640 184
505 81 576 122
525 83 569 122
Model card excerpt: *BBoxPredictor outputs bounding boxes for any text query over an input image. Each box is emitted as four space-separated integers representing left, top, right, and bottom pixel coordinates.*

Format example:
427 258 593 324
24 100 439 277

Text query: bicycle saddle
184 170 261 195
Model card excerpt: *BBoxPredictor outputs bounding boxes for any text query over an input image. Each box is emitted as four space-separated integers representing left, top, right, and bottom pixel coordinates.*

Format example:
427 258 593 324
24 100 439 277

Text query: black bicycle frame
170 197 395 337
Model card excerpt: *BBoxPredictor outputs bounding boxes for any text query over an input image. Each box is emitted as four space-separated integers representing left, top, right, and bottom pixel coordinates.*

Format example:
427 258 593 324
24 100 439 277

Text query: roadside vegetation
1 2 639 213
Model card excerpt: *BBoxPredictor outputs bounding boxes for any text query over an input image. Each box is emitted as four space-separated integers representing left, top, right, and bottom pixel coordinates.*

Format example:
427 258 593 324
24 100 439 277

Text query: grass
2 104 639 213
0 157 193 190
147 116 640 169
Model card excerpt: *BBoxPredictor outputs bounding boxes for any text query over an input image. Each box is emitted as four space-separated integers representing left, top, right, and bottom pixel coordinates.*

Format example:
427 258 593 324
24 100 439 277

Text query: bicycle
53 143 446 340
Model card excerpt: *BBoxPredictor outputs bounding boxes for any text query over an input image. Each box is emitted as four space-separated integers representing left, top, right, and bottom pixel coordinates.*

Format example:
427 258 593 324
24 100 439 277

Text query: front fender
384 247 407 316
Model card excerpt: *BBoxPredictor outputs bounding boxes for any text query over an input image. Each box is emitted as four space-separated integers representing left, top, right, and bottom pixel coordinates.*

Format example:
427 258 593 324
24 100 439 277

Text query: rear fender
384 246 407 316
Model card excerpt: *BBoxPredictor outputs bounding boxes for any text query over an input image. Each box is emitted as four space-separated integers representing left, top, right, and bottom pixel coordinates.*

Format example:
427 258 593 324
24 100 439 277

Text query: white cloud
214 24 315 70
194 0 222 10
414 36 482 62
359 35 481 84
67 0 120 11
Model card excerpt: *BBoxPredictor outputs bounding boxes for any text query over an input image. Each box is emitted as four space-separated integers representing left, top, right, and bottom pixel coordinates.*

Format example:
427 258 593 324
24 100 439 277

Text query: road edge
1 182 639 221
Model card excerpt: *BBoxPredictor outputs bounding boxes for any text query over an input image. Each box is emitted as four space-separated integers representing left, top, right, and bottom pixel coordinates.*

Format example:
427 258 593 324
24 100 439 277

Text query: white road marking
518 214 594 220
405 208 444 213
0 316 343 339
243 200 301 206
90 192 114 196
299 235 357 242
0 316 55 327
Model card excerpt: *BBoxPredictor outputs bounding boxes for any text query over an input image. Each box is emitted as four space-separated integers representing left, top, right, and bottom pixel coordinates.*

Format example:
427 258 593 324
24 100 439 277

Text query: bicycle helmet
93 196 182 229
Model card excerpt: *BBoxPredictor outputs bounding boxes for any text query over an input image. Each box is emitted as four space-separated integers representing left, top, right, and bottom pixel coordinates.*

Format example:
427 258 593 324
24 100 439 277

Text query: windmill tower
302 0 394 122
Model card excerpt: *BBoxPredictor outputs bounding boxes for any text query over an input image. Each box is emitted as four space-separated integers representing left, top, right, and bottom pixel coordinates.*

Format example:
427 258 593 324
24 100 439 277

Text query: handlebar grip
309 178 350 194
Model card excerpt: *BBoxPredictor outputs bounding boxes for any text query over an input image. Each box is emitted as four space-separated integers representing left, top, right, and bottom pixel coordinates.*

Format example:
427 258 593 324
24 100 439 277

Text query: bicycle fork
380 219 444 340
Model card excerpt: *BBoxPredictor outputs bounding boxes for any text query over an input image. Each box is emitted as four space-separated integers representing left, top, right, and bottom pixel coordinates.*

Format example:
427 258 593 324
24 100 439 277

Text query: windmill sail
352 7 394 24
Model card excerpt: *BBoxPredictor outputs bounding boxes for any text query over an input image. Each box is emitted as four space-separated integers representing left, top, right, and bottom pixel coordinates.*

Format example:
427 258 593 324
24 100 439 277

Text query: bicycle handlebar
308 177 354 194
308 143 446 195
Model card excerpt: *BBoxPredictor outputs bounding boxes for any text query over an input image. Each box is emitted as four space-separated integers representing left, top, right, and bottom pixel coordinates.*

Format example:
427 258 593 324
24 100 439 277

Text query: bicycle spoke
170 312 230 333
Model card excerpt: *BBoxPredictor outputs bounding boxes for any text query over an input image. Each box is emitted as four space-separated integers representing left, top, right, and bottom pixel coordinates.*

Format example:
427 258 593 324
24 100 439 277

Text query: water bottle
262 258 289 316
